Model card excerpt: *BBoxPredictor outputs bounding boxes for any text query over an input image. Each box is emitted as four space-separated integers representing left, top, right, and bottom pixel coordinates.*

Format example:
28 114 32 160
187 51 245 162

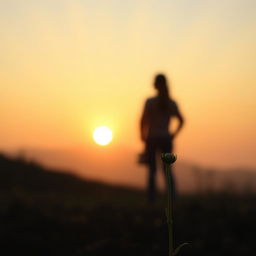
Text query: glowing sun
93 126 113 146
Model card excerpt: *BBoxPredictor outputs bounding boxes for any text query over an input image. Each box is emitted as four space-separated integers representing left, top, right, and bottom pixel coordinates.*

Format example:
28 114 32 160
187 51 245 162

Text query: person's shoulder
145 96 157 105
169 98 178 107
147 96 157 102
168 99 180 113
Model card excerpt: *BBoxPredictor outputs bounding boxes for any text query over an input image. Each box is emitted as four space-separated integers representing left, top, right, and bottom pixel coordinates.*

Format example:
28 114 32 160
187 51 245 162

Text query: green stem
165 163 174 256
161 153 188 256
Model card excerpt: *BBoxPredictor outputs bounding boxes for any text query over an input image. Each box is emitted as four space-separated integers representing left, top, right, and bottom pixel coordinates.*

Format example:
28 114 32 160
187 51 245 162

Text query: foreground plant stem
161 153 188 256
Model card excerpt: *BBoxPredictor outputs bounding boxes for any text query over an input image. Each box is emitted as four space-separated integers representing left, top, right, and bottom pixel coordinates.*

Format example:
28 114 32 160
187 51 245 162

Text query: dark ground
0 153 256 256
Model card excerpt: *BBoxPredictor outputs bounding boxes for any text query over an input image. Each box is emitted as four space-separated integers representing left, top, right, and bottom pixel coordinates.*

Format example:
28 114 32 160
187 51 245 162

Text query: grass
0 153 256 255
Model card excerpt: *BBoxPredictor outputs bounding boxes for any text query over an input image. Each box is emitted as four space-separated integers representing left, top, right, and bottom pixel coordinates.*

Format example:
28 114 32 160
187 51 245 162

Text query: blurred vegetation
0 153 256 256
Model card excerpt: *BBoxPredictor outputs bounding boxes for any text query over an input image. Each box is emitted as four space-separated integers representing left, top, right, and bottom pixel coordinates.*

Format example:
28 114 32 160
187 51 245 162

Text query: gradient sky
1 0 256 170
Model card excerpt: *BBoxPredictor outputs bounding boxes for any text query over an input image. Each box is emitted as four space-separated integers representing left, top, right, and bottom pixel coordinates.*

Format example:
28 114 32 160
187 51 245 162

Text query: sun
93 126 113 146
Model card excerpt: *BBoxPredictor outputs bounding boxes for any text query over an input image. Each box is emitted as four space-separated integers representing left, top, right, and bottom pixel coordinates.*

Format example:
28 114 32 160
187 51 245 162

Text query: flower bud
161 153 177 165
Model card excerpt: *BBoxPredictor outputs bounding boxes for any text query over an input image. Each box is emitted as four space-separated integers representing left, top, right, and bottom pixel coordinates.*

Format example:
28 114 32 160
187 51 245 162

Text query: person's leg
146 138 157 202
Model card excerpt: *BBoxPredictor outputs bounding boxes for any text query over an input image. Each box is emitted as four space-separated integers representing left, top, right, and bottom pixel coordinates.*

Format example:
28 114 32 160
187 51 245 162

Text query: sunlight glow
93 126 113 146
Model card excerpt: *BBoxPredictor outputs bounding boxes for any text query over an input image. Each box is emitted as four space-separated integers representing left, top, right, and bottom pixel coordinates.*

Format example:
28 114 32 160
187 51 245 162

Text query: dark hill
0 153 256 256
0 153 144 203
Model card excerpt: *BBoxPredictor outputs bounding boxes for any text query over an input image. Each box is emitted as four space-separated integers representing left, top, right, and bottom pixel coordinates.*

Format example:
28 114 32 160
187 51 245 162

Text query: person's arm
171 103 184 139
140 100 150 142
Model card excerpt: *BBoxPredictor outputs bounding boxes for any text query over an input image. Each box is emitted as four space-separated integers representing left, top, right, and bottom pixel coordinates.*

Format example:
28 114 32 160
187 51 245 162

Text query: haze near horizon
1 0 256 187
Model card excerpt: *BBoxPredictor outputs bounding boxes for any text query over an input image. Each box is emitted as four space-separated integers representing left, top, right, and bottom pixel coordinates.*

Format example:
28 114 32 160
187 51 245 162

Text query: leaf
173 242 189 256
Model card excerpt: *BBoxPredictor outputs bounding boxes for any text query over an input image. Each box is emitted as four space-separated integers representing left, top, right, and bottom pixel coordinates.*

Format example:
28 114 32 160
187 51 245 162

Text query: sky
1 0 256 178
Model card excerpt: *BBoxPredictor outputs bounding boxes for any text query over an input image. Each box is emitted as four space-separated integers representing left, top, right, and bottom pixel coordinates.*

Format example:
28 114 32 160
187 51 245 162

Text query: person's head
153 74 170 110
154 73 166 88
154 73 170 95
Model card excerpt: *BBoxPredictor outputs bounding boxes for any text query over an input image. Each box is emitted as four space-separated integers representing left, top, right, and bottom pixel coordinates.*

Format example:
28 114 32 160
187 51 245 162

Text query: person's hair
154 74 170 111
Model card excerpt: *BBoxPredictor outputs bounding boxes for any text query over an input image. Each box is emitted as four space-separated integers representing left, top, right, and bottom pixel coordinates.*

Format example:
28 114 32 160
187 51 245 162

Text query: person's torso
146 97 177 138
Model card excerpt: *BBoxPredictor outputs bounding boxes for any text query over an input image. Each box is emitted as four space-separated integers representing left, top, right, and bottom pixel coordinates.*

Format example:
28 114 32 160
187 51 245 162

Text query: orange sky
1 0 256 172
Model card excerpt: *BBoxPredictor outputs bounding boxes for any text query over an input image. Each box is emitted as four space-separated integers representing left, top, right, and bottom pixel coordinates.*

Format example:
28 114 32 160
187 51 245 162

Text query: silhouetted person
140 74 184 202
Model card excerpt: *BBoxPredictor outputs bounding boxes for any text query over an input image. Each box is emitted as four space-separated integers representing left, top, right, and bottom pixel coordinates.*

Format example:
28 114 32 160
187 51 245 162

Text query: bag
137 150 149 165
